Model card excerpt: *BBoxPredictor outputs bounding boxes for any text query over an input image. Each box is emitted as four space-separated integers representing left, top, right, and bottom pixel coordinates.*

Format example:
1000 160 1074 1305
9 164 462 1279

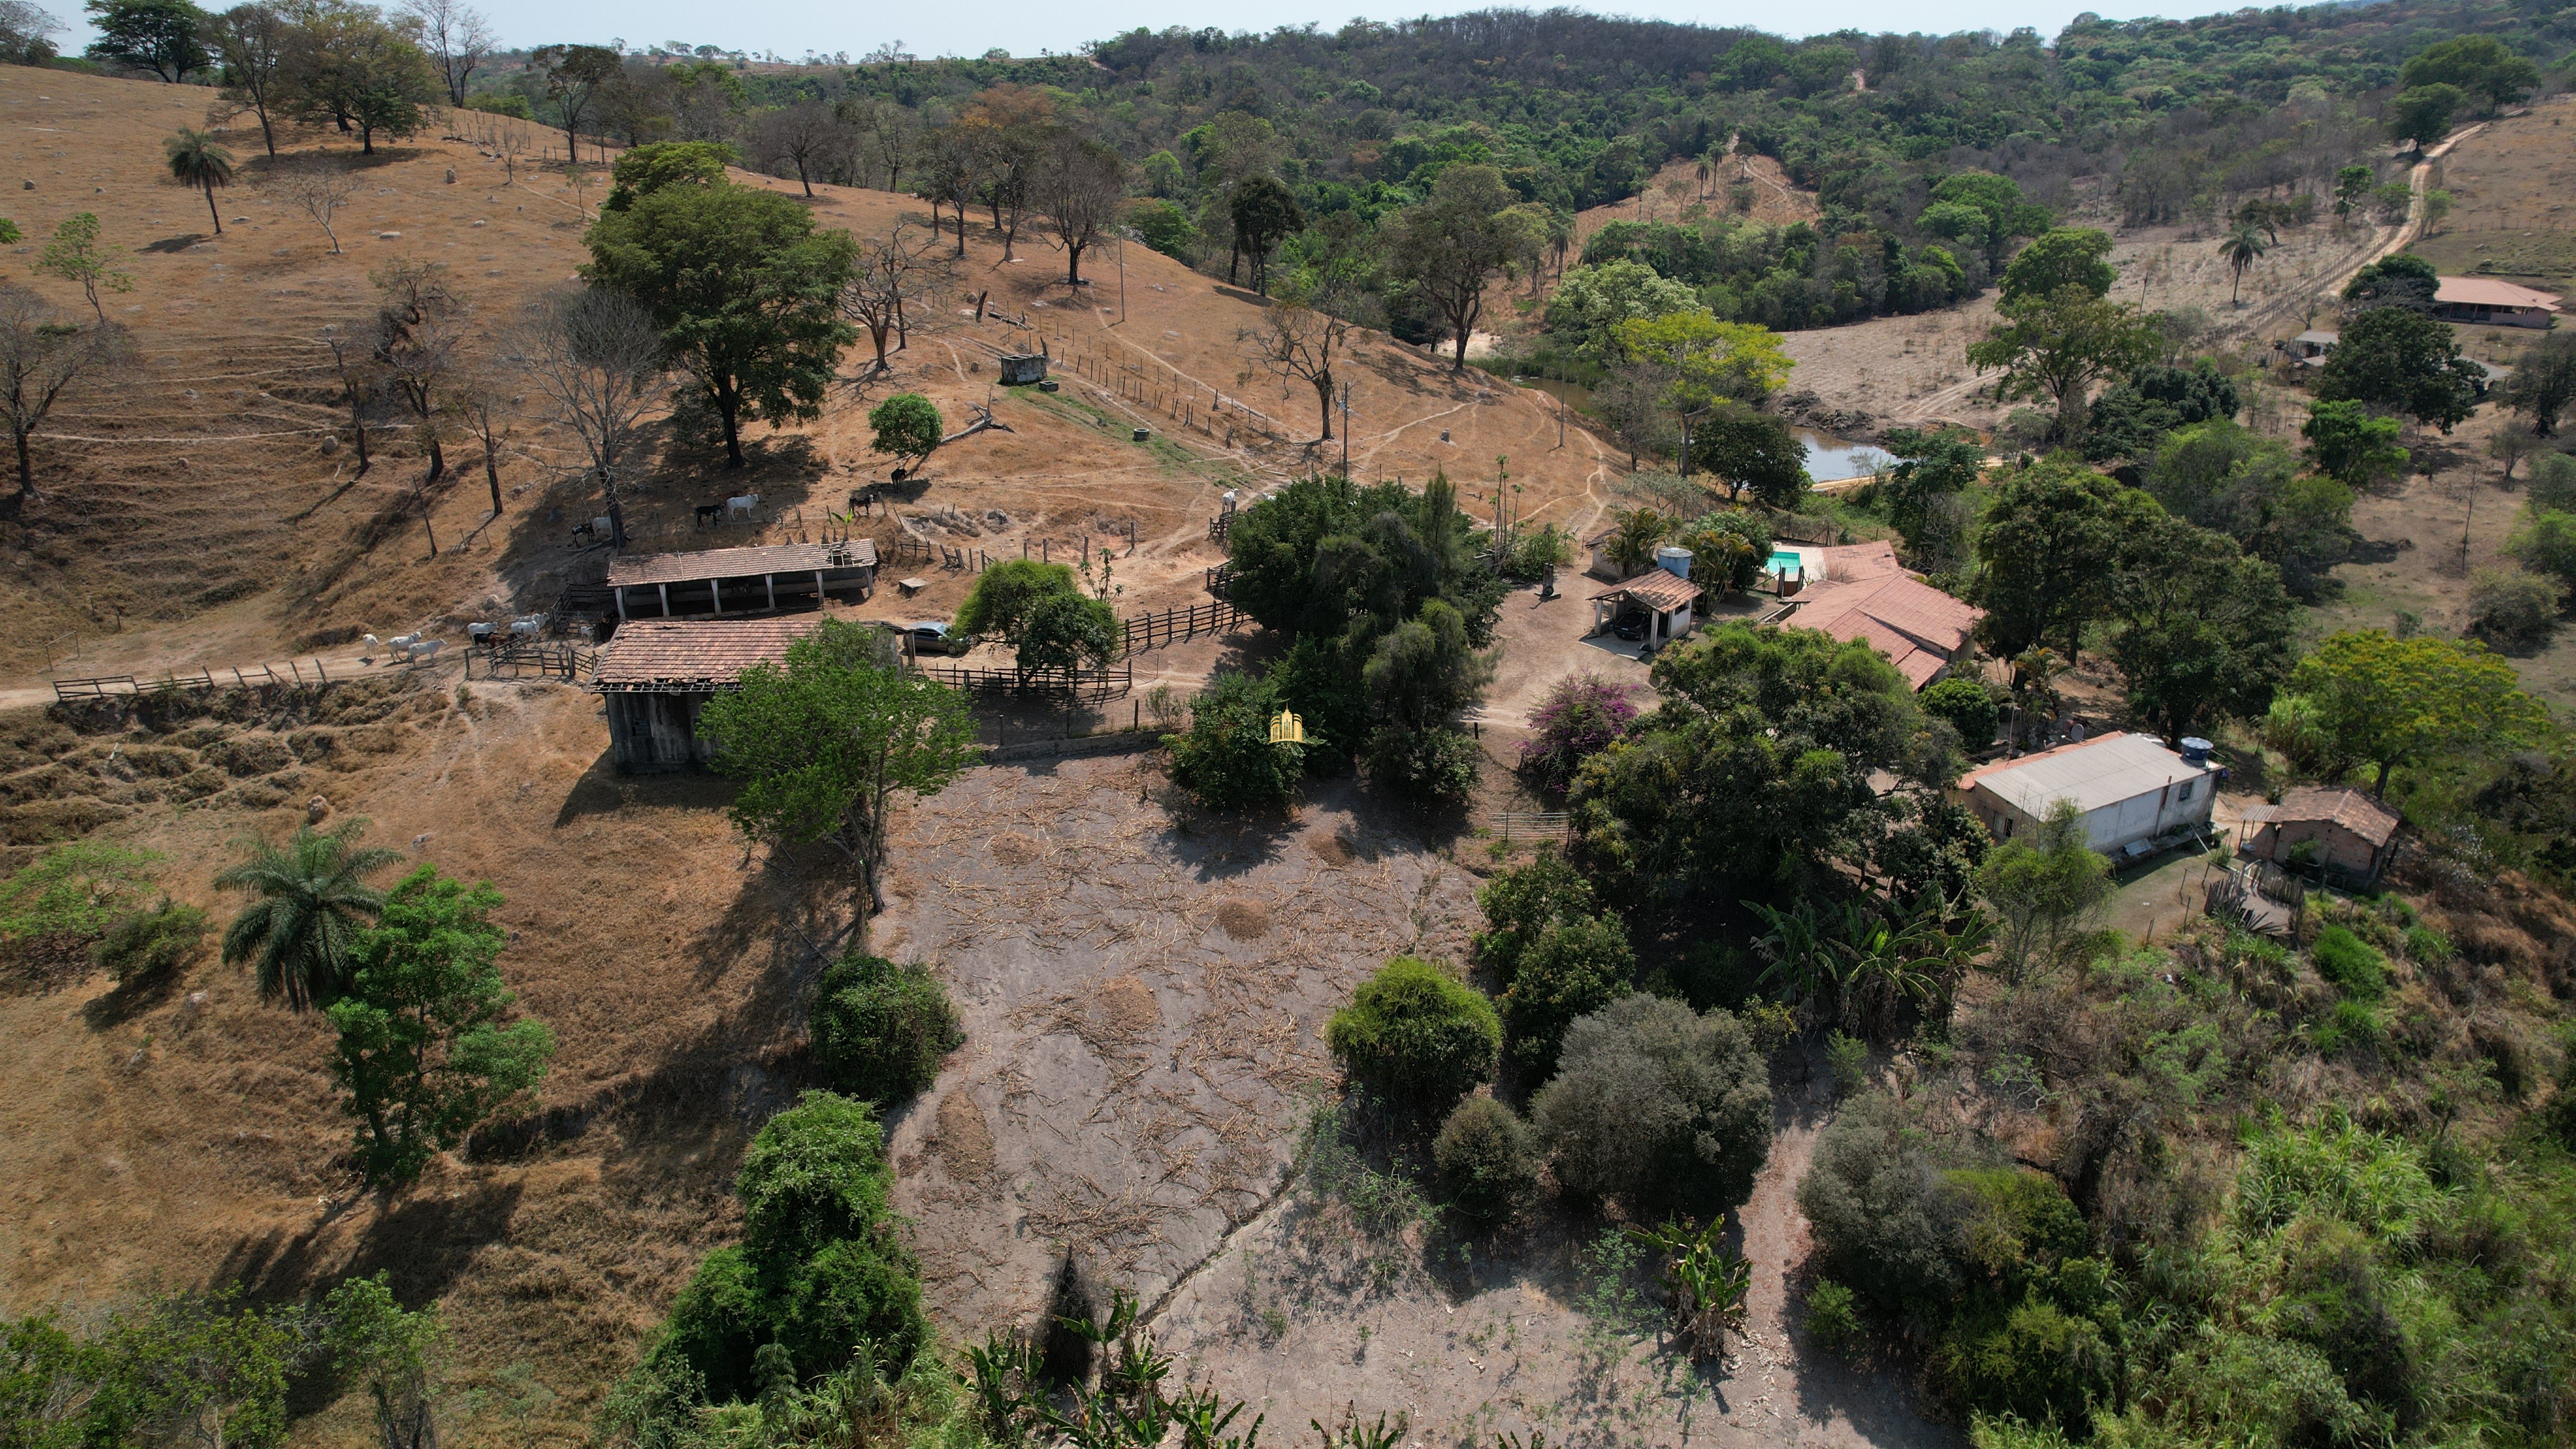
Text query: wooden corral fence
469 642 597 682
52 661 335 702
1493 810 1573 844
914 660 1133 702
885 532 995 572
1121 601 1246 654
1207 510 1232 543
1205 563 1235 598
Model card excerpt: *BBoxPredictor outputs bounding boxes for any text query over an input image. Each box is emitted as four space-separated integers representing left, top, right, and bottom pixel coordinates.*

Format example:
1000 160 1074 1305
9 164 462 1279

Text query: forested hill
805 0 2576 227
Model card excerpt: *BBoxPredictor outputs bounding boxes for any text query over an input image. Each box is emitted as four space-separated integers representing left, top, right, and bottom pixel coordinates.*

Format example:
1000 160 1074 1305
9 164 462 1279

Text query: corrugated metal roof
608 539 877 588
593 618 820 691
1959 732 2210 816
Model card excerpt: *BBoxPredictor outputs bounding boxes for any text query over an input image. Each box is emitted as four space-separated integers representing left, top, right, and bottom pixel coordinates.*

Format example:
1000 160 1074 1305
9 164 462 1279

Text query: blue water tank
1655 545 1693 580
2179 737 2214 765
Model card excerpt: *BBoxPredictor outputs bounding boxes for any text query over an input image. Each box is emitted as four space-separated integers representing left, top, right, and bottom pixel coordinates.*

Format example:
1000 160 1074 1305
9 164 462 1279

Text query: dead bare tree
1034 131 1124 288
451 367 514 518
754 101 851 199
263 156 358 254
318 323 378 476
509 287 668 550
370 259 468 483
399 0 492 107
1238 281 1352 442
839 223 947 378
0 285 136 510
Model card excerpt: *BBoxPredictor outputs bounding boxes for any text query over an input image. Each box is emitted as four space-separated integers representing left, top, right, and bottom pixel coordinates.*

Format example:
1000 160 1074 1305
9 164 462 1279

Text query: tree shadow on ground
215 1175 527 1314
550 747 738 828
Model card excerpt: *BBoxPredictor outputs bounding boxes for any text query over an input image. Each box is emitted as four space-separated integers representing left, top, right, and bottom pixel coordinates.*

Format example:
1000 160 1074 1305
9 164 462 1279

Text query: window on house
2176 781 2195 802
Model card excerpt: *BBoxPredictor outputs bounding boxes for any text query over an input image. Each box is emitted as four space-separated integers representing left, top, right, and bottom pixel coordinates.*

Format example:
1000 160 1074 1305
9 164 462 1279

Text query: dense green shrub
0 840 161 942
1326 956 1501 1109
1530 993 1771 1213
90 898 209 983
647 1092 928 1404
1799 1093 1969 1312
1472 850 1595 982
1805 1280 1862 1352
809 953 962 1104
1165 670 1303 811
1433 1095 1540 1227
1498 911 1634 1076
2310 926 2387 1000
1826 1031 1869 1098
1364 723 1482 805
1920 676 2000 749
2401 923 2451 966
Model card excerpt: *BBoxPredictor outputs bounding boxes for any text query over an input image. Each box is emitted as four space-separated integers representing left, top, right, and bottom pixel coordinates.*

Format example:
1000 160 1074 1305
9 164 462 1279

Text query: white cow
467 622 497 643
387 633 420 651
406 639 444 661
726 493 760 520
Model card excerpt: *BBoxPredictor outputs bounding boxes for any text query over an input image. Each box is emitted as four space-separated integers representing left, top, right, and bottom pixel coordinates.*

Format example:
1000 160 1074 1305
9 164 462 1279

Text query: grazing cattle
406 640 443 661
694 502 723 527
467 622 497 644
570 519 596 541
726 494 760 520
509 614 547 638
387 633 420 651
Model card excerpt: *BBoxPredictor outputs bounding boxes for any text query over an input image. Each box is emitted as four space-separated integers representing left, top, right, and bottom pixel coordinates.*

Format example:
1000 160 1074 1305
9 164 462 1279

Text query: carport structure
1591 570 1703 644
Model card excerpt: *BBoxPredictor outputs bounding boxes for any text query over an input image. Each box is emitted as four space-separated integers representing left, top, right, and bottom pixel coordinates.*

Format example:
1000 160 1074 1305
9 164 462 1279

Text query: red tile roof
608 539 877 588
593 618 821 691
2435 276 2561 311
2257 787 2403 848
1593 570 1705 610
1787 571 1983 688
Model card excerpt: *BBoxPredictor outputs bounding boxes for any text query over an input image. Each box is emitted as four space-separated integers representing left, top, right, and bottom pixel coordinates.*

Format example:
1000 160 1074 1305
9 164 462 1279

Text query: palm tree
165 130 237 236
215 820 402 1011
2219 222 2270 306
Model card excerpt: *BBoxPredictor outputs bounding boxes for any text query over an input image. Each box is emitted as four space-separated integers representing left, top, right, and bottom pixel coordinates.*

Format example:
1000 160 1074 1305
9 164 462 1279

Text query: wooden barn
593 618 820 772
605 540 877 621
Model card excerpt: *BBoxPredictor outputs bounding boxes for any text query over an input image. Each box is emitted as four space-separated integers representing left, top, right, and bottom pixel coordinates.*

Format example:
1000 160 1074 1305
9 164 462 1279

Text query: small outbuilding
1591 569 1703 645
593 617 820 772
1955 732 2219 858
2289 330 2339 367
998 352 1050 385
2235 787 2402 885
605 540 877 621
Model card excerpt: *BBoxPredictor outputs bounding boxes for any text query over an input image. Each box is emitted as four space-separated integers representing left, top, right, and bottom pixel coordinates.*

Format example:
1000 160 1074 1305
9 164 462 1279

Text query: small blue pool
1768 549 1805 575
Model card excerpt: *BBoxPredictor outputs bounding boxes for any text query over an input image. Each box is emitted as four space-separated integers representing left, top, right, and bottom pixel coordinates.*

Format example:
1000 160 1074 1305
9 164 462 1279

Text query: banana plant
1627 1216 1751 1362
958 1327 1044 1447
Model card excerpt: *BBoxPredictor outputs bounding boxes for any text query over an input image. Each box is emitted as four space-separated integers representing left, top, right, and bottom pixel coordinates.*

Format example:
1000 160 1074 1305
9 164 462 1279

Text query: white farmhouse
1954 732 2220 859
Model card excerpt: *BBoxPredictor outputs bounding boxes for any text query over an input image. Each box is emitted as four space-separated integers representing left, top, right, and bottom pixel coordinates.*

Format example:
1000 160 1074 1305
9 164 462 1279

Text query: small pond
1798 430 1892 483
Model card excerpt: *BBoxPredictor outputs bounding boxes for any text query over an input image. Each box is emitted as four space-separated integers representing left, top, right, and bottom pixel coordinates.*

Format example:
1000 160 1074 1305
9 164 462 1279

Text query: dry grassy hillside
0 64 1639 691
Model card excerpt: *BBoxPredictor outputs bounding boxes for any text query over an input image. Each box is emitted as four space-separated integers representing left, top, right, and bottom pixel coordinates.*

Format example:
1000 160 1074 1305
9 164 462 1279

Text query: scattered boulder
306 795 330 823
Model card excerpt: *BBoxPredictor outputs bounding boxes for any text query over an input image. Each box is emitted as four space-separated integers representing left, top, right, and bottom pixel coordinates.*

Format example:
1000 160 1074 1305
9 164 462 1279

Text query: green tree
329 866 555 1186
1385 164 1517 370
1966 284 2159 443
8 1287 301 1448
700 618 977 925
36 211 134 323
1531 993 1771 1212
214 819 401 1012
530 40 621 156
0 839 161 943
2217 222 2268 305
1691 402 1809 508
1473 849 1596 982
2109 511 2298 741
809 953 961 1104
1920 677 1999 749
2083 361 2241 463
2143 418 2353 596
1876 425 1985 546
2301 399 2409 491
1616 309 1795 482
83 0 205 79
1997 227 2115 306
1015 589 1119 684
1499 911 1633 1076
1164 668 1302 811
865 391 942 474
2466 566 2561 652
281 0 436 154
603 138 736 210
1977 800 2111 981
1545 258 1698 364
2498 329 2576 437
1677 509 1773 596
1928 170 2050 268
319 1274 446 1449
2317 304 2483 434
1326 955 1500 1110
584 178 859 467
2284 630 2551 793
2400 35 2539 114
2505 508 2576 600
2333 165 2375 222
2389 83 2464 151
1916 200 1991 256
1226 172 1302 295
1434 1095 1539 1227
2341 251 2439 311
162 128 234 235
1972 461 2154 661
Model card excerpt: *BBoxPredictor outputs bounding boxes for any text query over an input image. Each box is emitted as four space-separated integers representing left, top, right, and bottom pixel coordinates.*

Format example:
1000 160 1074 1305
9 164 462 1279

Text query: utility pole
1116 228 1127 327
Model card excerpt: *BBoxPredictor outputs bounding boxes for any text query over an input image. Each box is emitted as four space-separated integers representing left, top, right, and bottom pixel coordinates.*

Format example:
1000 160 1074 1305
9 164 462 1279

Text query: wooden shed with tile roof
593 617 822 772
2236 787 2403 885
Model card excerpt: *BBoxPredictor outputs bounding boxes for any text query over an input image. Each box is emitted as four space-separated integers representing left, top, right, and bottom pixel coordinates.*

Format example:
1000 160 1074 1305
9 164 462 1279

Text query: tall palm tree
165 130 237 236
215 820 402 1011
2219 222 2270 306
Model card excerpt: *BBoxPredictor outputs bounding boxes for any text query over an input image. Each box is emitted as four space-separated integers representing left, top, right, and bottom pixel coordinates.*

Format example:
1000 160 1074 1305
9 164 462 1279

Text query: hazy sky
63 0 2239 65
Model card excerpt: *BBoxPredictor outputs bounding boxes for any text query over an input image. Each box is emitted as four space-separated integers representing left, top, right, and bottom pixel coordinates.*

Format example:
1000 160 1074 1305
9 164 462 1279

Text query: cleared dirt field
2408 92 2576 289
